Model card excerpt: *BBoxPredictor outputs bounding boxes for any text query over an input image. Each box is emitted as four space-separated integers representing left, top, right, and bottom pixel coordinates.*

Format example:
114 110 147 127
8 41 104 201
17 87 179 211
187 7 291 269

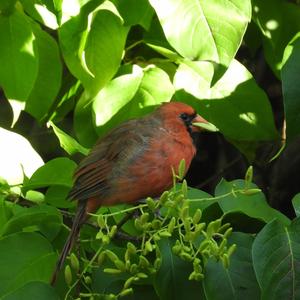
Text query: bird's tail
50 201 86 285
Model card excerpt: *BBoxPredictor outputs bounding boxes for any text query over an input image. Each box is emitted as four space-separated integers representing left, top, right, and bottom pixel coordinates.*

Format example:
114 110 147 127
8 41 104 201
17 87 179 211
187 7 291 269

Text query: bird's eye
180 113 189 121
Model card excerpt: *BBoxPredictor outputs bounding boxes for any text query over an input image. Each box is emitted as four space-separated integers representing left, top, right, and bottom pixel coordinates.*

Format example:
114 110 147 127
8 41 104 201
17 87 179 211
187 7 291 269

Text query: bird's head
158 101 210 133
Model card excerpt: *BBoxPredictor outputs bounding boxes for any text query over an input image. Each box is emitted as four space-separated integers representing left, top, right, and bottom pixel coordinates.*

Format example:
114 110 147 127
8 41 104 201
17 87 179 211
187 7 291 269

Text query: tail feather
51 201 86 285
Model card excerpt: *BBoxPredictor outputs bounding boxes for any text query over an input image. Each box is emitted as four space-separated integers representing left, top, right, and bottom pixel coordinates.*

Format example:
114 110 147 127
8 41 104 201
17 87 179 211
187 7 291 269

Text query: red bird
51 101 208 284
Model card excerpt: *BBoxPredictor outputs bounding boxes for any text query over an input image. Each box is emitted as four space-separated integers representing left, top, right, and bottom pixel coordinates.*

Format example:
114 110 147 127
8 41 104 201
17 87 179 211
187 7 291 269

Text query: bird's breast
102 129 196 205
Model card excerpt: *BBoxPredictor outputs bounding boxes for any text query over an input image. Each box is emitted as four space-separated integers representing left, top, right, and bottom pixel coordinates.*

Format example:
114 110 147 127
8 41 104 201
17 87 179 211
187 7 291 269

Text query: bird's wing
68 119 153 202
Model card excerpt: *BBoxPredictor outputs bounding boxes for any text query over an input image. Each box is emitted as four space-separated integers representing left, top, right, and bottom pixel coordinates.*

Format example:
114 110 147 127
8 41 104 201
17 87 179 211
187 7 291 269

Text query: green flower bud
70 253 79 272
159 230 172 238
152 219 162 230
227 244 237 257
109 225 118 238
114 260 126 272
159 191 169 204
127 242 137 254
104 268 122 274
145 240 153 252
154 257 161 270
146 197 156 211
168 217 176 234
84 276 92 285
136 272 148 279
105 250 119 262
241 188 261 195
64 265 72 286
97 251 106 265
192 209 202 224
102 235 110 245
124 277 135 289
119 288 133 297
130 263 138 274
180 252 193 261
181 180 188 196
97 215 106 228
140 213 150 224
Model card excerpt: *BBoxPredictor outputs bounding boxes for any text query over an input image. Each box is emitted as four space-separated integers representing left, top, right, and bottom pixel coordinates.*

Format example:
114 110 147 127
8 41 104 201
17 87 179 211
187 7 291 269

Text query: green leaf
0 198 13 229
93 65 144 127
0 10 38 121
59 1 128 97
282 33 300 142
49 121 89 155
0 232 56 296
292 193 300 218
0 127 44 185
44 185 75 209
175 59 278 141
23 157 77 191
24 190 45 203
203 258 235 300
149 0 251 67
184 185 214 213
227 232 260 299
252 0 300 77
0 205 62 241
0 0 16 13
2 281 59 300
93 65 175 136
74 91 99 147
154 238 205 299
252 219 300 299
215 179 290 226
20 0 59 29
25 24 62 121
112 0 154 29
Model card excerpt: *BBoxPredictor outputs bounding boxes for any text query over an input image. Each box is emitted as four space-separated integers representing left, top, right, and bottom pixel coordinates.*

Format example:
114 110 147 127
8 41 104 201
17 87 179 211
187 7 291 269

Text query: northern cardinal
51 101 208 284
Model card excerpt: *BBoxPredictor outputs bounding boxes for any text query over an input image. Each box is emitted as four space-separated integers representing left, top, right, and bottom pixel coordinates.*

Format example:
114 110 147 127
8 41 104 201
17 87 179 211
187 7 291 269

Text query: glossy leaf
227 232 260 299
59 1 128 97
282 33 300 142
93 65 174 136
174 59 278 141
292 193 300 218
0 232 56 296
2 281 59 300
149 0 251 67
0 127 44 185
215 179 290 226
252 0 300 76
49 121 89 155
0 10 38 122
25 24 62 121
44 185 75 208
154 238 205 299
203 258 235 300
20 0 58 29
23 157 77 191
112 0 154 29
0 205 62 241
252 218 300 299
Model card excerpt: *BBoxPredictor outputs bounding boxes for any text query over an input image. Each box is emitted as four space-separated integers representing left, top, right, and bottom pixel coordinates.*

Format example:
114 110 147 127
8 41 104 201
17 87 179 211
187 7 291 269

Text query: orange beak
192 115 219 132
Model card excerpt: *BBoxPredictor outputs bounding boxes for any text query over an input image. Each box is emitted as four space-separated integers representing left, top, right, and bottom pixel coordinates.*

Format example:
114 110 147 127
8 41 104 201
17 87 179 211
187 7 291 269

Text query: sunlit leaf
59 1 128 97
25 24 62 121
149 0 251 67
175 59 278 141
23 157 76 191
49 121 89 155
0 128 44 185
0 10 38 122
